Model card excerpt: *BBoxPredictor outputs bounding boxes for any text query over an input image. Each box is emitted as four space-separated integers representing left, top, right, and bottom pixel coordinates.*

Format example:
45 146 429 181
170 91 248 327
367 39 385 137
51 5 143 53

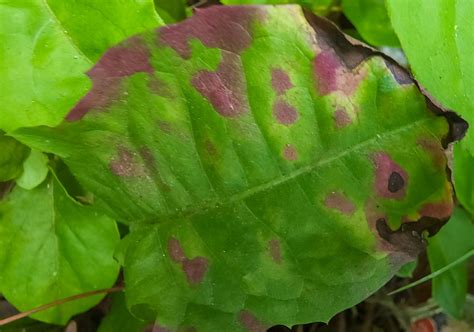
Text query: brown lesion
238 310 267 332
324 192 356 216
167 237 209 285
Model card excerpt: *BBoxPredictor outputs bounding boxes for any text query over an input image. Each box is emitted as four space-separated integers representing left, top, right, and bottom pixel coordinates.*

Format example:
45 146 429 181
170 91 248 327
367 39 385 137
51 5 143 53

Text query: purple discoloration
420 200 453 220
168 238 186 263
313 50 365 96
67 37 153 121
271 69 293 95
325 192 356 215
204 139 217 157
372 152 408 199
182 257 209 285
334 108 352 128
109 148 145 177
273 100 298 125
238 310 267 332
268 239 282 264
158 6 263 58
192 52 248 118
167 237 209 285
417 138 446 168
283 144 298 161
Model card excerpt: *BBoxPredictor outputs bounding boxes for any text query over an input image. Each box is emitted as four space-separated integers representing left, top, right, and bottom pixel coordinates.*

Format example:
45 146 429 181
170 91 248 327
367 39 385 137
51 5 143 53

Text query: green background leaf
342 0 399 47
98 292 148 332
16 149 49 190
221 0 334 15
428 207 474 319
0 134 29 182
0 175 120 324
13 5 459 330
0 0 163 132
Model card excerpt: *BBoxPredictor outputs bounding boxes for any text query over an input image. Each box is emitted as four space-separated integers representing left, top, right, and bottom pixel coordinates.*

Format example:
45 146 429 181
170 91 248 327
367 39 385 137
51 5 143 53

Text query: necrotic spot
273 100 298 125
372 152 408 199
388 172 404 193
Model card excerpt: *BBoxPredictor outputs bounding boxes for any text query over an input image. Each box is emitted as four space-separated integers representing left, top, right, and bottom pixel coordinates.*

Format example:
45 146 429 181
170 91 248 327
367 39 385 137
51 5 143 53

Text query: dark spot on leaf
324 192 356 215
192 52 249 117
388 172 404 193
283 144 298 161
384 59 413 85
273 100 298 125
268 239 282 264
271 69 293 95
67 37 153 121
333 108 352 128
168 238 185 263
372 152 408 199
158 6 263 58
182 257 208 285
109 148 145 177
238 310 267 332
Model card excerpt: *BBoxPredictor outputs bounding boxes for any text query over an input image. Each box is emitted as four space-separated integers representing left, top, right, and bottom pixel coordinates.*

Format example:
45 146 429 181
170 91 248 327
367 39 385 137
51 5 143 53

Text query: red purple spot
168 238 185 263
273 100 298 125
238 310 267 332
283 144 298 161
271 69 293 95
192 52 249 118
420 200 453 220
268 239 282 264
158 6 264 58
67 37 153 121
182 257 209 285
325 192 356 215
372 152 408 199
334 108 352 128
109 148 145 177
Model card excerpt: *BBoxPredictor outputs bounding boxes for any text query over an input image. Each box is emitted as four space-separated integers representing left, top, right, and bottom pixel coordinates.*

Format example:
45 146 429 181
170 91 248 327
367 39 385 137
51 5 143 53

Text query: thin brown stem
0 286 124 326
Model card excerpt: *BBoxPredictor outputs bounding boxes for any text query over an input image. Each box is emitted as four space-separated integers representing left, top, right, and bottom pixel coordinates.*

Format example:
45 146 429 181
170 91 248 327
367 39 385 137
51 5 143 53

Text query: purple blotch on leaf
283 144 298 161
268 239 282 264
325 192 356 215
238 310 267 332
167 238 209 285
67 37 154 121
271 68 293 95
158 6 263 58
372 152 408 199
273 100 298 125
334 108 352 128
109 148 145 177
192 52 249 118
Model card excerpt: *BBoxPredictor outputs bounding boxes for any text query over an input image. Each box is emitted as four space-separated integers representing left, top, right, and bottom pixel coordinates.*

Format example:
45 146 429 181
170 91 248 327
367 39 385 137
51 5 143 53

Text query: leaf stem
388 249 474 296
0 286 124 326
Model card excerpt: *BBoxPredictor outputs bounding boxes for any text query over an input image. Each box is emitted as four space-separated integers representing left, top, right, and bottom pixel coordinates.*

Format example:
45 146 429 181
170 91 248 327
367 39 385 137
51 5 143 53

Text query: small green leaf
98 292 149 332
0 175 120 324
0 134 29 182
13 5 462 330
454 141 474 216
396 260 417 278
16 149 49 190
428 207 474 319
342 0 399 47
154 0 187 23
0 0 164 132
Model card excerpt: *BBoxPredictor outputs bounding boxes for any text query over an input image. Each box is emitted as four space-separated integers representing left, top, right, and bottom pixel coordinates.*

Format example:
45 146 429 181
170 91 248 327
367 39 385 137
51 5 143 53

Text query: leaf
0 0 164 132
13 5 463 330
386 0 474 155
0 175 120 324
221 0 334 15
16 149 49 190
427 207 474 319
396 260 417 278
454 140 474 216
342 0 399 47
154 0 187 23
0 134 29 182
98 292 148 332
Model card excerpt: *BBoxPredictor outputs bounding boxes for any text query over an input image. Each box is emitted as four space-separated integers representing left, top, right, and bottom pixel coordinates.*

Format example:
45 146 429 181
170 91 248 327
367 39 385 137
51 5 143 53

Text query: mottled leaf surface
0 0 163 132
428 207 474 319
0 176 120 324
14 5 462 330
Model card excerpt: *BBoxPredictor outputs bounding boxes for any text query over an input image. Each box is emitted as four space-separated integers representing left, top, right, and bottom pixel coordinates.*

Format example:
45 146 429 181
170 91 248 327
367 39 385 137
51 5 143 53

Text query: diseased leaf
16 149 49 190
342 0 399 47
0 175 120 324
13 5 464 330
221 0 334 15
0 0 163 132
98 292 149 332
428 207 474 319
0 134 29 181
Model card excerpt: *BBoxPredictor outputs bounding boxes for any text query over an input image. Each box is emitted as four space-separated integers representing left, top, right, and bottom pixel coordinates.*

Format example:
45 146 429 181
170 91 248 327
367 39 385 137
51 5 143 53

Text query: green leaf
154 0 187 23
342 0 399 47
0 0 164 132
221 0 334 15
427 207 474 319
386 0 474 154
396 260 417 278
98 292 148 332
16 149 49 190
454 140 474 216
0 134 29 182
0 175 120 324
13 6 462 330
